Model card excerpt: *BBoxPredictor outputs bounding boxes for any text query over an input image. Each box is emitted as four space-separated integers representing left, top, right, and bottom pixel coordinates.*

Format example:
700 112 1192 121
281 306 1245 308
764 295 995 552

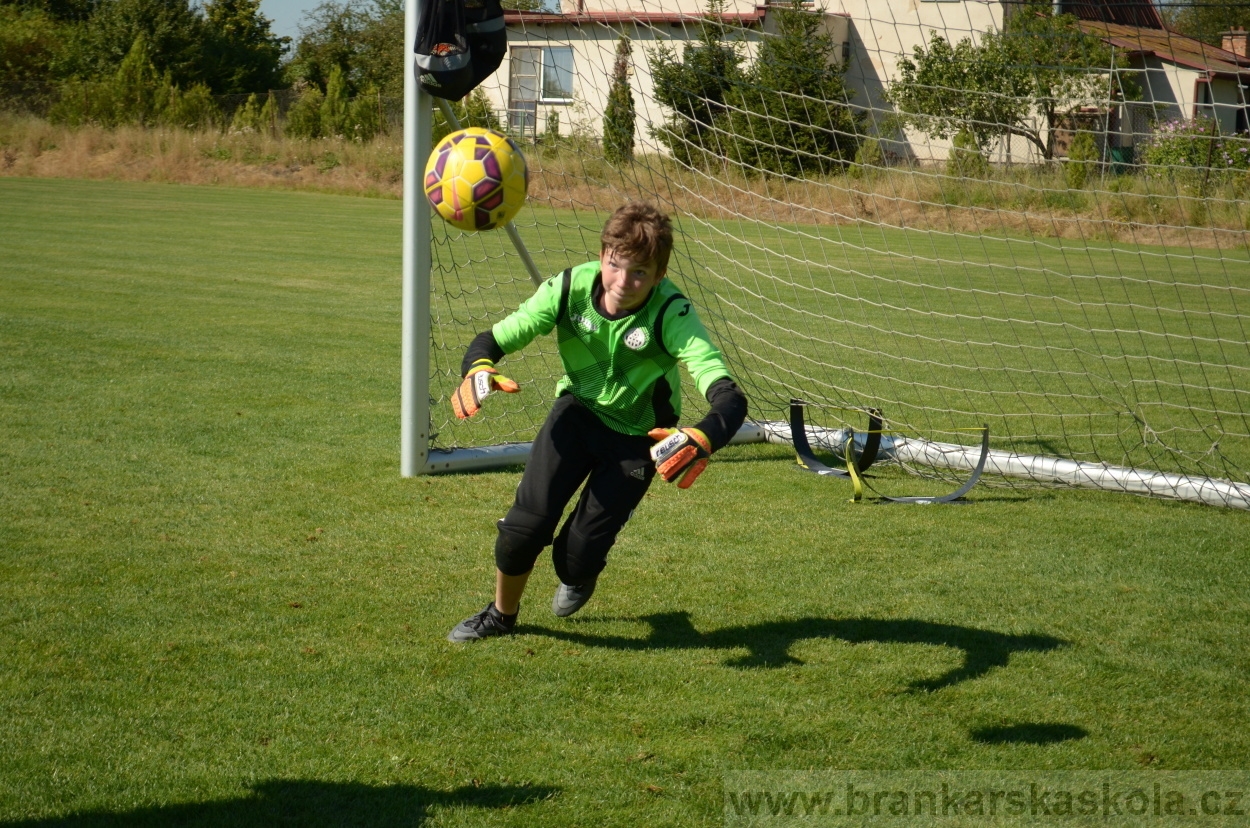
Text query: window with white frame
541 46 574 102
508 46 574 136
509 47 574 101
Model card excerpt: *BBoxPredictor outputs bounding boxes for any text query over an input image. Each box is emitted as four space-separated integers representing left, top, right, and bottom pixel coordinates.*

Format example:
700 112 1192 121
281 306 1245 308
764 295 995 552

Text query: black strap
653 292 689 358
790 399 881 477
789 400 989 504
860 426 989 505
555 267 572 325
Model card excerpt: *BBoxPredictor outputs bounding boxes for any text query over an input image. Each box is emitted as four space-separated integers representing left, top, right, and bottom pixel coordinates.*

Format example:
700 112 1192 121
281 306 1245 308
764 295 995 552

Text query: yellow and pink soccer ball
424 127 528 232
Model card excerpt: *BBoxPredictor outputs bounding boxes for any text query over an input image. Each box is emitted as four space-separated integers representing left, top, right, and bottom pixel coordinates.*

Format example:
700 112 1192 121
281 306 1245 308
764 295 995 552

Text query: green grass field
2 178 1249 826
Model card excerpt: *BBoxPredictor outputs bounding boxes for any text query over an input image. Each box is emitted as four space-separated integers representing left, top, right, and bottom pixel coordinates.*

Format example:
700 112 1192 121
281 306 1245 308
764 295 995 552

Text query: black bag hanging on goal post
415 0 471 100
415 0 506 101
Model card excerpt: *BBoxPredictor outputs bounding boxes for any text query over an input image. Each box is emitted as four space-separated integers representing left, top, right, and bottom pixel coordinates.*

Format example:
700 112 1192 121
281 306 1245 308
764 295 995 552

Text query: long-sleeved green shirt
492 260 733 436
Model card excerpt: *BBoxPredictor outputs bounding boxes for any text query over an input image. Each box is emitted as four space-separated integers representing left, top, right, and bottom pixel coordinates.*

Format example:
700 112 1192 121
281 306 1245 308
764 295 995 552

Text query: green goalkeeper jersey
492 260 733 436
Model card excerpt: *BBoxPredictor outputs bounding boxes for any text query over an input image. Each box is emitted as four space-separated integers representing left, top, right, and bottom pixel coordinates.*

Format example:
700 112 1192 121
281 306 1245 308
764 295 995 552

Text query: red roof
504 6 770 26
1078 20 1250 78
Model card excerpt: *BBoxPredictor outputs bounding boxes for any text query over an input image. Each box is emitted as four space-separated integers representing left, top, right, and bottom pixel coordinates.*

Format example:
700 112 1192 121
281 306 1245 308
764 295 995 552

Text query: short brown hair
600 202 673 273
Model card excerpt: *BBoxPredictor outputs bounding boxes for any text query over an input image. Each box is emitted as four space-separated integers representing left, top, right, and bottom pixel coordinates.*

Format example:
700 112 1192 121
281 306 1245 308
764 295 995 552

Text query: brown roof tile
1078 20 1250 77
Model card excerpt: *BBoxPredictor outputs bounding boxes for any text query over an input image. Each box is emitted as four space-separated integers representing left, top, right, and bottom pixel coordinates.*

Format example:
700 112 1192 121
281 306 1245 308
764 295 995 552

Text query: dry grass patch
3 112 1248 248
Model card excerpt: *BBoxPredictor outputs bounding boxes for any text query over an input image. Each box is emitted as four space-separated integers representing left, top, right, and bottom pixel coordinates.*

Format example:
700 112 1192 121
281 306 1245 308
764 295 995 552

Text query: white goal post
402 0 1250 509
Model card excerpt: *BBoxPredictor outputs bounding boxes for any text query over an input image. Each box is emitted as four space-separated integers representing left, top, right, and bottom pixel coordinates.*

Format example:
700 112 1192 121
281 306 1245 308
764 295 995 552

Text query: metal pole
401 0 432 476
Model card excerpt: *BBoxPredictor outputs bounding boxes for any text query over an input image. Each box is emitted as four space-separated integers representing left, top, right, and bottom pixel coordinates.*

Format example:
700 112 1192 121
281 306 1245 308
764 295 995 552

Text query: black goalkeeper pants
494 394 656 586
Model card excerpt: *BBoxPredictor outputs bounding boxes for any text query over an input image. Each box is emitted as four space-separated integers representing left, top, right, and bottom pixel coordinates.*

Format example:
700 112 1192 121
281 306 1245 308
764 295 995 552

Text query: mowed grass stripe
1 178 1249 826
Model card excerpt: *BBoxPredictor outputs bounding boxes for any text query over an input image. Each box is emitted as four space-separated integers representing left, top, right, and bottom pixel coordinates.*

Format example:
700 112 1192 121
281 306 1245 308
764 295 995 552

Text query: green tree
850 136 883 178
344 85 381 140
201 0 287 93
284 81 324 138
282 0 359 90
0 5 73 109
319 61 347 135
602 35 635 164
889 31 1027 155
890 3 1133 160
257 88 278 134
73 0 206 87
432 87 502 144
648 0 743 167
229 90 260 131
284 0 401 96
1065 129 1098 189
946 128 990 178
0 0 96 23
726 0 861 177
346 0 401 96
160 79 217 128
111 31 162 122
47 30 220 127
1166 0 1250 49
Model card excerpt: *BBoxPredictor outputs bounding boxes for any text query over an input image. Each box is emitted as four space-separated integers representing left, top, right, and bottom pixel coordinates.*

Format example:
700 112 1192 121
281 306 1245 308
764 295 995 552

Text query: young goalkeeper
447 202 748 642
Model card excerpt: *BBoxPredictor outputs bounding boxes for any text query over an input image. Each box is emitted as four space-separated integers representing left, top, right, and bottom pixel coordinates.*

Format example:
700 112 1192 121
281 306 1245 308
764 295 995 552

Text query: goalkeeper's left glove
648 427 712 489
451 359 520 419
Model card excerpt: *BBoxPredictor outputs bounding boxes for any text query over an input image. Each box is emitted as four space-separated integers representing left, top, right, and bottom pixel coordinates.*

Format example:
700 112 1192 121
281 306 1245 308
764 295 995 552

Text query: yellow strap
845 432 864 503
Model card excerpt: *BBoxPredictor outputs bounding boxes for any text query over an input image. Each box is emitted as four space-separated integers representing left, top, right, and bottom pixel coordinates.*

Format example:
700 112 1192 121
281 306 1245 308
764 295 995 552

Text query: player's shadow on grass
531 612 1065 691
1 779 558 827
971 723 1088 744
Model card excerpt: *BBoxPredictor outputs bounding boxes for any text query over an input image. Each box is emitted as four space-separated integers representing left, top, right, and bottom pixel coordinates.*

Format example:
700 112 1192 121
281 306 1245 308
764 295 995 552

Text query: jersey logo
624 326 649 350
629 467 646 480
678 303 691 316
572 313 598 333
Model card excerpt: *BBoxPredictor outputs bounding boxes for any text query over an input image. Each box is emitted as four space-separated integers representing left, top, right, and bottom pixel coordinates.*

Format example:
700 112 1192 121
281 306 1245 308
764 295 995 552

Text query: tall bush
0 6 73 111
257 89 279 135
319 63 347 137
230 91 261 132
1142 117 1250 193
648 0 743 168
72 0 207 88
161 81 217 129
1141 117 1222 176
48 77 120 125
602 35 635 164
344 86 381 141
284 82 323 138
431 88 502 144
851 136 883 178
945 129 989 179
111 32 164 124
1065 130 1098 189
47 30 228 129
725 0 861 177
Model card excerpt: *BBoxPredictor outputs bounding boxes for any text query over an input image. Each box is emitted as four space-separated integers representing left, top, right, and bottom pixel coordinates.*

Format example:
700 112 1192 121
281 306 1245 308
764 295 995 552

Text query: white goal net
407 0 1250 508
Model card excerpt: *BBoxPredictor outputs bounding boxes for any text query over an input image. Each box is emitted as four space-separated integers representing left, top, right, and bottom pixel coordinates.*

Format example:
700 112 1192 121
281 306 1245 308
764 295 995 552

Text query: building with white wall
475 0 1248 164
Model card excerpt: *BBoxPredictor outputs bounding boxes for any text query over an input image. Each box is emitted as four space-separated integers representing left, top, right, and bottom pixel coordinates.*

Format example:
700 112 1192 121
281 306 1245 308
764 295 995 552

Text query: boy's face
599 247 665 313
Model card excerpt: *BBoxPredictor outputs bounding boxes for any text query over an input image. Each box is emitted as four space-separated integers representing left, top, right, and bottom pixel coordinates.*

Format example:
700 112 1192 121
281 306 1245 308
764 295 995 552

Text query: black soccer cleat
552 578 597 618
447 602 517 642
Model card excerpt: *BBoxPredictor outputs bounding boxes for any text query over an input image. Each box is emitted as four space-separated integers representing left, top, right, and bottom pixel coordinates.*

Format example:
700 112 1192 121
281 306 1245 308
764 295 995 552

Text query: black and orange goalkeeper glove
451 359 520 419
648 427 712 489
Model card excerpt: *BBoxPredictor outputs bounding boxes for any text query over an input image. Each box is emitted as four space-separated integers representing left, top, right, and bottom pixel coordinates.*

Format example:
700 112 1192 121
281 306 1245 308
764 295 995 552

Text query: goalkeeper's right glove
648 427 712 489
451 359 520 419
